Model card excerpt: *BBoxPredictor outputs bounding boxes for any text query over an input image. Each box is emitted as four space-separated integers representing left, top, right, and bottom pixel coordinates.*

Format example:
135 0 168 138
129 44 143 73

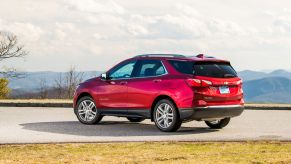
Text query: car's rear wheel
153 99 182 132
127 117 145 122
75 96 103 124
205 118 230 129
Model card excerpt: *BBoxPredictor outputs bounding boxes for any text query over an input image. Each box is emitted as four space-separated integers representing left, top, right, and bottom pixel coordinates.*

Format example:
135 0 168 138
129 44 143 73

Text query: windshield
169 60 237 78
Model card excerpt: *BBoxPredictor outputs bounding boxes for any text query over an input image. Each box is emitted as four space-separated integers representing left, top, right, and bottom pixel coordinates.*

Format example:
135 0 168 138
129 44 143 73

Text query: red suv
73 54 244 132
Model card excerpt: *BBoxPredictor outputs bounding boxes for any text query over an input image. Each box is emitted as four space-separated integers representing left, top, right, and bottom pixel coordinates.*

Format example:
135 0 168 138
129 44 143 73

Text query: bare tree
54 73 64 99
54 66 84 99
0 32 28 78
0 32 27 60
38 77 48 99
64 66 84 98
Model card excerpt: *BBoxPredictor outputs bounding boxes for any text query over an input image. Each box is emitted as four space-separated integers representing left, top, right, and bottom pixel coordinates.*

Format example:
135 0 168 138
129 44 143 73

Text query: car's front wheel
205 118 230 129
75 96 103 124
153 99 182 132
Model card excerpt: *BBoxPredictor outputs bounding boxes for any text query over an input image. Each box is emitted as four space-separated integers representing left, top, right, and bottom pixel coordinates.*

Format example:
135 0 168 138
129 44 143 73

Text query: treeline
10 67 85 99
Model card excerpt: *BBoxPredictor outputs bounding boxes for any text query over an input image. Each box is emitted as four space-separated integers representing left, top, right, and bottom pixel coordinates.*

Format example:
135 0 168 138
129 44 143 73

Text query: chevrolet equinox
73 54 244 132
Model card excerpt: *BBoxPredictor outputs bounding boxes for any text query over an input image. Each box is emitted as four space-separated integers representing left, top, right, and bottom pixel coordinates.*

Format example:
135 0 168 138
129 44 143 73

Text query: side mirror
101 73 109 80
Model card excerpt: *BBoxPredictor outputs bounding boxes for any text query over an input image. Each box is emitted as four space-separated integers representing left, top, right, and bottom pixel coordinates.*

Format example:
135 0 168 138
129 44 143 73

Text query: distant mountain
268 69 291 78
7 71 102 91
238 69 291 103
238 70 267 81
243 77 291 103
238 69 291 81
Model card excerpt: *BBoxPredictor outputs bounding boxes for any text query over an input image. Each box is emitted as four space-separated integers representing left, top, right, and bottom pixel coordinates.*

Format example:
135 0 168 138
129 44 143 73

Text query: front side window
133 60 166 77
109 60 136 79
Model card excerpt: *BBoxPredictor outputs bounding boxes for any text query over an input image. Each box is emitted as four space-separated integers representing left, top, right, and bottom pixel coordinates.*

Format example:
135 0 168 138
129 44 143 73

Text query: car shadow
20 121 218 137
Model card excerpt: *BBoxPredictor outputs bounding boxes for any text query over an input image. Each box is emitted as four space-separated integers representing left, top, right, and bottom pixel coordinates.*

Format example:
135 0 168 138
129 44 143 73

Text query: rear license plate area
219 86 230 94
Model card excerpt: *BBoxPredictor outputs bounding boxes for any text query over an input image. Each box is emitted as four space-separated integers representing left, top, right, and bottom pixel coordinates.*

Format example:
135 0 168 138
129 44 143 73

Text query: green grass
0 142 291 163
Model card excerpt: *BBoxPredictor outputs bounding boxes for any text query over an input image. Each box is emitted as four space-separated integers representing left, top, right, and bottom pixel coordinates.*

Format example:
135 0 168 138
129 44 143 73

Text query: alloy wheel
78 100 97 122
155 103 174 129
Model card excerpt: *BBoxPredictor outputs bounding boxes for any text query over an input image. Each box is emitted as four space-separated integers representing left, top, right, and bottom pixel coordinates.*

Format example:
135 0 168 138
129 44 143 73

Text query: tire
153 99 182 132
205 118 230 129
75 96 103 125
127 117 145 122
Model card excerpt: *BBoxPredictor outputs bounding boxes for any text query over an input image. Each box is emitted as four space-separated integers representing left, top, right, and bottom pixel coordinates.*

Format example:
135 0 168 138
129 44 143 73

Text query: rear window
169 60 237 78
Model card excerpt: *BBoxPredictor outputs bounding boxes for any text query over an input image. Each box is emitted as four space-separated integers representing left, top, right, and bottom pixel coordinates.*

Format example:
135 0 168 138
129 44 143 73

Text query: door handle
120 81 128 85
153 79 162 83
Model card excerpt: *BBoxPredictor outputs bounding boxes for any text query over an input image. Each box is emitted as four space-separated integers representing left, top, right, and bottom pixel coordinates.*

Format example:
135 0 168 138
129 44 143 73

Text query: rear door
126 59 167 110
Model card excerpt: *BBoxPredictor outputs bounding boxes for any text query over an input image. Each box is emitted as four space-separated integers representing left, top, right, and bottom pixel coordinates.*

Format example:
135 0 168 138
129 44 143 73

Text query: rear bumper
179 105 244 121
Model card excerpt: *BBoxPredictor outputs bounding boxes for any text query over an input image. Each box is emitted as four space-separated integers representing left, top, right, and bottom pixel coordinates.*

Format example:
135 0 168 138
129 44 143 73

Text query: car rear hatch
184 61 244 107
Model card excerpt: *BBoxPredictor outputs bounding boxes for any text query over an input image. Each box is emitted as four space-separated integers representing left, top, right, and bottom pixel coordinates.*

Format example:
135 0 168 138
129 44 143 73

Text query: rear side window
133 60 166 77
168 60 194 75
169 60 237 78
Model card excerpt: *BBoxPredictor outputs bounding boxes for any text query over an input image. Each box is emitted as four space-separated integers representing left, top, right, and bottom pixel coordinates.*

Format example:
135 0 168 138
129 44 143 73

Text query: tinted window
133 60 166 77
194 62 237 78
168 60 194 75
109 60 136 79
169 60 237 78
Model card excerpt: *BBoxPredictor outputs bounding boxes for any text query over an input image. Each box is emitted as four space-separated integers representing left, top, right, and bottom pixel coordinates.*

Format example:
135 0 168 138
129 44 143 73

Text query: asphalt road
0 107 290 144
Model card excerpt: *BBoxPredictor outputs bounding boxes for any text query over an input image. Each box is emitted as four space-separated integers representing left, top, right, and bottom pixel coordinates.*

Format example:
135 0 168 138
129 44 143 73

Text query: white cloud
65 0 125 14
262 9 291 35
54 22 80 40
175 3 202 17
0 20 43 42
153 14 208 39
274 16 291 33
93 33 106 40
208 19 248 36
126 23 150 36
123 13 208 39
122 5 249 40
2 0 291 71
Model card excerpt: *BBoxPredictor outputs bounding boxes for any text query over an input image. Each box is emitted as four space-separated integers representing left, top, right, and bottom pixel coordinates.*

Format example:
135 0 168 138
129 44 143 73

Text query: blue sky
1 0 291 72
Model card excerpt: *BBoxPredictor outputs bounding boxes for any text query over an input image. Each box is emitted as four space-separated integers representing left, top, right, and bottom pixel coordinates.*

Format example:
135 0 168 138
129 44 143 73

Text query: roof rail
134 54 186 58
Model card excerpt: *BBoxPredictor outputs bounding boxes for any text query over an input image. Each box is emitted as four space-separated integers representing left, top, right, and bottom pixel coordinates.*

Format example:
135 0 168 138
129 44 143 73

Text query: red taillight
186 79 201 87
186 79 212 87
201 80 212 87
236 80 243 85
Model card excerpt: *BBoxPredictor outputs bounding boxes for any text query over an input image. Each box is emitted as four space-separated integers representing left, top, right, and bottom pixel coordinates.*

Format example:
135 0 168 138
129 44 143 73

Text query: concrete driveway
0 107 290 144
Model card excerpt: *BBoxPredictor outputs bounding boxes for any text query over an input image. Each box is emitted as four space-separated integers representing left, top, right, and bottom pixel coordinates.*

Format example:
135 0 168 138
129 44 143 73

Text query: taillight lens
186 79 212 87
186 79 201 87
236 80 243 85
201 80 212 87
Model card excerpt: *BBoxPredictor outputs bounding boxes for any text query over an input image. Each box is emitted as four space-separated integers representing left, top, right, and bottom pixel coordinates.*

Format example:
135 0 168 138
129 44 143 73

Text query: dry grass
0 142 291 164
0 99 71 103
245 103 291 107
